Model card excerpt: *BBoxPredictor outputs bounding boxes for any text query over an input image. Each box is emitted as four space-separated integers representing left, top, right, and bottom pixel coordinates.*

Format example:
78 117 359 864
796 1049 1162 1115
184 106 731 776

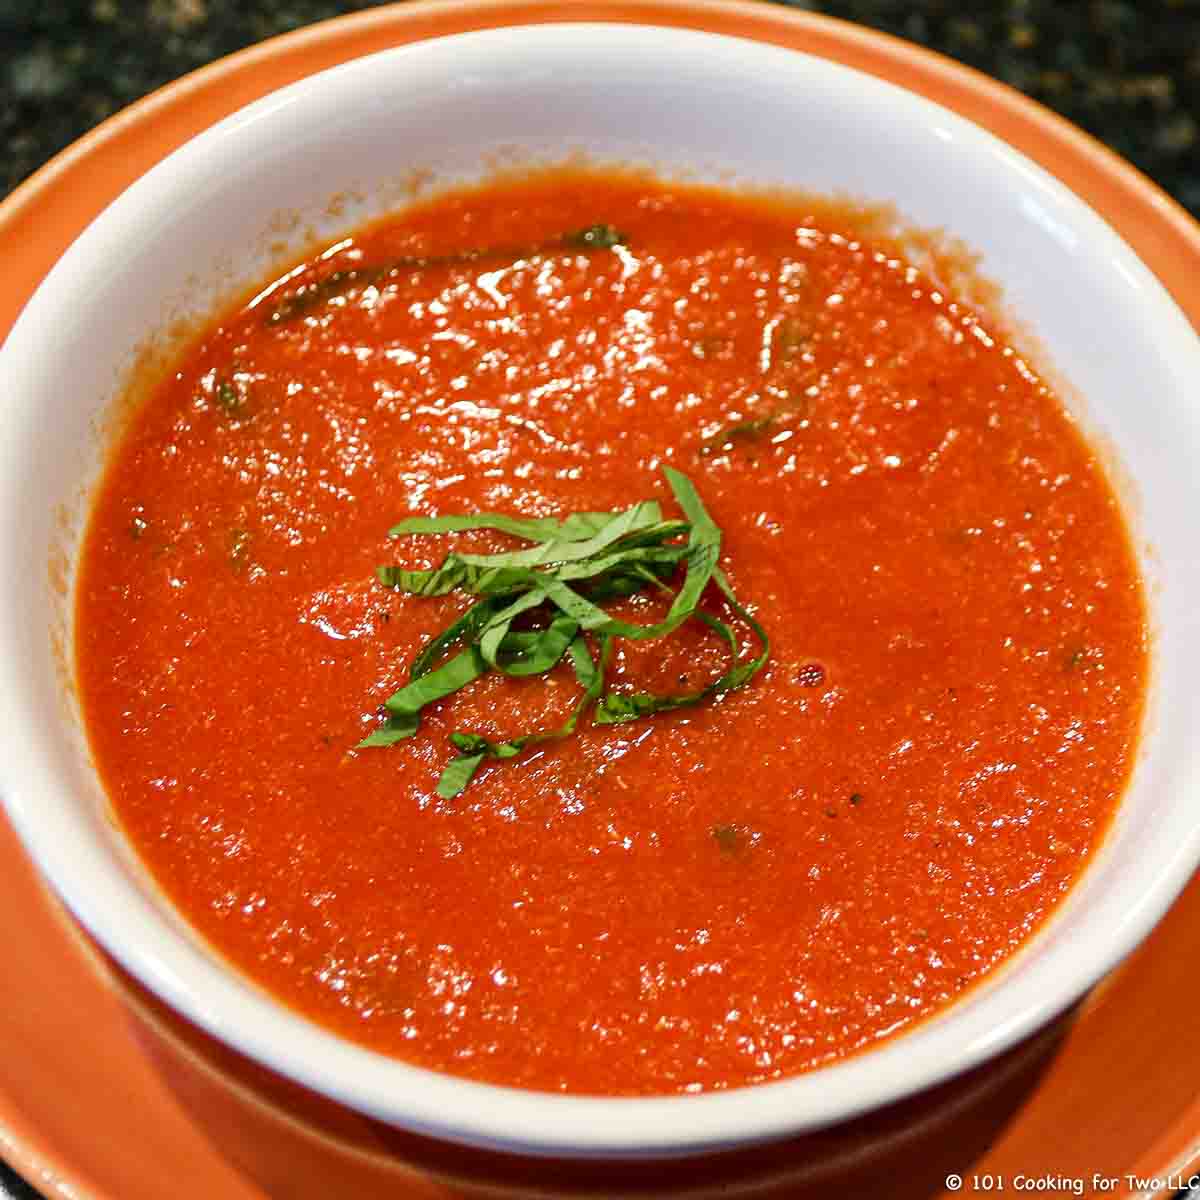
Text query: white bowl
1 22 1199 1158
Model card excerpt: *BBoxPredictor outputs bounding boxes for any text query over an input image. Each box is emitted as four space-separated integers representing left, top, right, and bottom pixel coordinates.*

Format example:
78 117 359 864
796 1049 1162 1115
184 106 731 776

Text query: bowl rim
2 0 1200 1165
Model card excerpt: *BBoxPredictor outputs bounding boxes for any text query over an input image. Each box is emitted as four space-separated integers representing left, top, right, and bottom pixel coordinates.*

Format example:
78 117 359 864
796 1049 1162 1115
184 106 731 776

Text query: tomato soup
76 173 1146 1095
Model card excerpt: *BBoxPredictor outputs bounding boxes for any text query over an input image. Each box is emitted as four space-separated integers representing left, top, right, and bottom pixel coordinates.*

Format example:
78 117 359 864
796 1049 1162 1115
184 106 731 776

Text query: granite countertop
1 2 1198 1198
2 0 1199 213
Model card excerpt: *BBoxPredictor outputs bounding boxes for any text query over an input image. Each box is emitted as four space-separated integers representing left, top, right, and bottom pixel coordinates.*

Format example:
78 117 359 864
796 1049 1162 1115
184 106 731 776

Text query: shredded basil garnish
358 468 769 796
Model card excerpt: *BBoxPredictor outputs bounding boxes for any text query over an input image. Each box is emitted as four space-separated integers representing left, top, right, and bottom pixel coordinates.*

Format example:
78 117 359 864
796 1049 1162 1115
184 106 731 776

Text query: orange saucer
3 3 1199 1197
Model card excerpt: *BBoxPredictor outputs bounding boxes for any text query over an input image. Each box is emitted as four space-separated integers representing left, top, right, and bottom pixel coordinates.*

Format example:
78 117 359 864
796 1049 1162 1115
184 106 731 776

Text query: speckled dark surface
1 2 1198 1197
2 0 1199 212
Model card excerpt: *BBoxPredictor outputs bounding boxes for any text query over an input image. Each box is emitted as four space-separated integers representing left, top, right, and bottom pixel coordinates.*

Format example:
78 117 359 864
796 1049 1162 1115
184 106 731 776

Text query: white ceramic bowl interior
1 24 1199 1158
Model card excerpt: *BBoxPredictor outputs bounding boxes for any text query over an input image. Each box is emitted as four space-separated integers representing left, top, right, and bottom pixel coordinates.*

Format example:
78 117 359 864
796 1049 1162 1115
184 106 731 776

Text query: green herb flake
129 514 149 540
713 822 762 855
772 316 810 361
692 334 731 361
265 268 375 326
1066 646 1102 673
700 416 776 457
562 223 627 250
266 225 627 326
357 469 770 796
712 825 741 853
213 377 252 415
228 527 252 571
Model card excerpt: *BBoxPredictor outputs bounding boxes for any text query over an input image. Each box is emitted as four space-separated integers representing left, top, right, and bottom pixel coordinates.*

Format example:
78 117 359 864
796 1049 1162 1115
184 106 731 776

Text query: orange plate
3 3 1200 1197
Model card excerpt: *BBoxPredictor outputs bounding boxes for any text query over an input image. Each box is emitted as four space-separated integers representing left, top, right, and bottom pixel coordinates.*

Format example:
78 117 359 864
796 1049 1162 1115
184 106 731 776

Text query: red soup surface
76 172 1147 1095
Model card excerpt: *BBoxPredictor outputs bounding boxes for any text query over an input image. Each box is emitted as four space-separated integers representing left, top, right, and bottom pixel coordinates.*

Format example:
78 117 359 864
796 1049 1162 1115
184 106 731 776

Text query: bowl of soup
0 19 1198 1158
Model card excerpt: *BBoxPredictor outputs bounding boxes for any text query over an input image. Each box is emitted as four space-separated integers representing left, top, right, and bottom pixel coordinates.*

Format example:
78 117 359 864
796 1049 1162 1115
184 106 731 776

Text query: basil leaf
712 566 771 684
388 510 624 543
534 546 716 645
409 596 502 680
379 519 687 603
356 711 421 746
383 645 487 716
434 633 611 798
493 613 578 677
378 560 535 598
376 560 470 597
449 732 525 759
593 609 737 725
452 501 665 569
594 573 770 724
435 752 486 799
474 590 547 671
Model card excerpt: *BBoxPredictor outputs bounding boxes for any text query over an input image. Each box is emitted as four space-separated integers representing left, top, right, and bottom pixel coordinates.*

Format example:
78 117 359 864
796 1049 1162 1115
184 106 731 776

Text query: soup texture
76 173 1146 1095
